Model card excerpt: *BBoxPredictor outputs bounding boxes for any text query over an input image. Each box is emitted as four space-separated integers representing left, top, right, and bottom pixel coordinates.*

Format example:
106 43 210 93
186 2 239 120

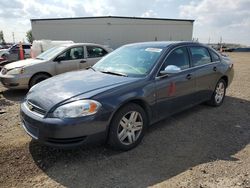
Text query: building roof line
31 16 194 22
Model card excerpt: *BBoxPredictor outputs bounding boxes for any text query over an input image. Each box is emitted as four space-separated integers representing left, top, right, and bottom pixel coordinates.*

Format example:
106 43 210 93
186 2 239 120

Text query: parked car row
0 43 32 68
0 41 78 69
0 43 112 89
0 41 234 151
0 43 13 49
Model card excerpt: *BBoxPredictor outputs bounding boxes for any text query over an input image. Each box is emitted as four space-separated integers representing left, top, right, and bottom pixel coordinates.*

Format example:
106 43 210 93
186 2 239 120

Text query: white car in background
31 40 74 58
0 43 112 89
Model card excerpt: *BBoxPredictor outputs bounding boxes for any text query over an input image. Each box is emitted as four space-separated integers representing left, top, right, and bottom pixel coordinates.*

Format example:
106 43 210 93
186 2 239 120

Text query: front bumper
0 73 30 89
20 102 111 147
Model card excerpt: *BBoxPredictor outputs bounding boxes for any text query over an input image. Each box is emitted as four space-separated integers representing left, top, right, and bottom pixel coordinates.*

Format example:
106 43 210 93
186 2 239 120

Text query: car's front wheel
29 73 50 88
108 103 147 151
208 79 226 106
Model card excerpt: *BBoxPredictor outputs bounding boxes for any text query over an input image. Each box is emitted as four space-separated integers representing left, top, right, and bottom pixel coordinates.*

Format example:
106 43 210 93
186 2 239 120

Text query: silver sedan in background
0 43 112 89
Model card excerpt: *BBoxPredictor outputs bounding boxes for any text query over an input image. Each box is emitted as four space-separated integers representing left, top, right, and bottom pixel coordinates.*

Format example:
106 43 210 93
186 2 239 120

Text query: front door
55 46 85 75
155 46 196 120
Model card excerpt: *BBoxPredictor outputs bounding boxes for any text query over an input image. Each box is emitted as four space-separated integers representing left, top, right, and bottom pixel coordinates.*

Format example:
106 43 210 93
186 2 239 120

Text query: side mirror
160 65 181 75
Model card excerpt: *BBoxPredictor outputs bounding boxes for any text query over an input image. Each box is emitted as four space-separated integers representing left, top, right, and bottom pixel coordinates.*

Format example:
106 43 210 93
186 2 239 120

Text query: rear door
85 46 108 67
155 46 196 120
188 46 221 103
55 46 85 74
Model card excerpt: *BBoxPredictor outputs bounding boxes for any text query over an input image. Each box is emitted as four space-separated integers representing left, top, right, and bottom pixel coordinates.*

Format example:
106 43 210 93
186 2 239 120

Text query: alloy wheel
117 111 143 145
215 82 225 104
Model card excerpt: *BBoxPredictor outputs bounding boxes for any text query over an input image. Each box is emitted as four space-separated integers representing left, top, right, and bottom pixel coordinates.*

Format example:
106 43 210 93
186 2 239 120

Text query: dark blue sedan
20 41 234 150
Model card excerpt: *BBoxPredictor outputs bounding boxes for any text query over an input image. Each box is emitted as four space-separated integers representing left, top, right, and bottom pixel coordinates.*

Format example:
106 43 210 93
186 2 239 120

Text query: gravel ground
0 52 249 188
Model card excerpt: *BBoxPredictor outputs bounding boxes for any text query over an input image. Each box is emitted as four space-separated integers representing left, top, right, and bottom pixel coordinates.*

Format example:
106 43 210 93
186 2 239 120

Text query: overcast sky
0 0 249 45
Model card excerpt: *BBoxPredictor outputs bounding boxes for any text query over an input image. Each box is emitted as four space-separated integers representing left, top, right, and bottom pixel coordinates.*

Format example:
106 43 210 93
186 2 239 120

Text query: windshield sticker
145 48 162 53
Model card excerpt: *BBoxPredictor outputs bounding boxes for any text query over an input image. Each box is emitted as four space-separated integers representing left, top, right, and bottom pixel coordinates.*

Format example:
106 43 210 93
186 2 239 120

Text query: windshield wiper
100 70 128 77
86 66 96 71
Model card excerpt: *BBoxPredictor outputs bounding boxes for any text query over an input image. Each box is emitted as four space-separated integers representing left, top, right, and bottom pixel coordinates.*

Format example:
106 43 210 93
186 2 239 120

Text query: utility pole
12 32 15 43
208 36 210 44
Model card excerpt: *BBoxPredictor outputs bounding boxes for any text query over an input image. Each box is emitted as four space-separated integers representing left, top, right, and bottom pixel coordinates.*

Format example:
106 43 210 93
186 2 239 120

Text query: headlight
7 67 24 75
52 100 101 118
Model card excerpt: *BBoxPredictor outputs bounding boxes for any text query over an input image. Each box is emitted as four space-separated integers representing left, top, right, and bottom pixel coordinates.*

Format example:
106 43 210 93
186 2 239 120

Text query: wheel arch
220 75 228 87
29 72 52 88
107 98 152 132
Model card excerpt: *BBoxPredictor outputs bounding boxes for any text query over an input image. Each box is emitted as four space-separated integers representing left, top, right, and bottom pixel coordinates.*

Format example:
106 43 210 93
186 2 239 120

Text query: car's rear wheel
108 103 147 151
207 79 226 106
29 73 50 88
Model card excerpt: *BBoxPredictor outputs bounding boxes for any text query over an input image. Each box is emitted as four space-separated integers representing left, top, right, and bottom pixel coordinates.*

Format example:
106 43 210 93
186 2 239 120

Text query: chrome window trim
155 61 219 79
155 45 191 78
155 45 220 79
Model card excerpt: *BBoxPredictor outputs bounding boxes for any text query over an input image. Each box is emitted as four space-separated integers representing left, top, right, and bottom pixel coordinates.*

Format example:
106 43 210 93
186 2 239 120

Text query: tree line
0 30 34 44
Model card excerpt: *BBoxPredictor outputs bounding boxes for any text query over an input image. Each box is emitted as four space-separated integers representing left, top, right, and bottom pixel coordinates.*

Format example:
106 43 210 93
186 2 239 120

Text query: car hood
5 58 45 69
26 70 139 111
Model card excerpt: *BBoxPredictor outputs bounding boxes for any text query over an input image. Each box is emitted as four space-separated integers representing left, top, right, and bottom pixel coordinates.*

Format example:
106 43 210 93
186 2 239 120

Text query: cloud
0 0 163 42
0 0 249 45
0 0 24 19
179 0 250 44
141 10 157 17
82 0 115 16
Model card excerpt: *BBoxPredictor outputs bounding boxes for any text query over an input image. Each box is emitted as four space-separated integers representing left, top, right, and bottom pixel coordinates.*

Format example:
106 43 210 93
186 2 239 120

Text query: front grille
46 136 87 145
26 100 46 116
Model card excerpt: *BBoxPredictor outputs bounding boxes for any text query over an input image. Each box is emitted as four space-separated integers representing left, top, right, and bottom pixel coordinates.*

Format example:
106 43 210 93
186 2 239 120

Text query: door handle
80 60 87 63
186 74 192 80
213 66 217 71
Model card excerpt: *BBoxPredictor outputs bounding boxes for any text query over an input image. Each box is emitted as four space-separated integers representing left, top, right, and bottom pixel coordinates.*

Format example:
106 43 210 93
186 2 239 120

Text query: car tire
108 103 147 151
207 79 226 106
29 73 50 88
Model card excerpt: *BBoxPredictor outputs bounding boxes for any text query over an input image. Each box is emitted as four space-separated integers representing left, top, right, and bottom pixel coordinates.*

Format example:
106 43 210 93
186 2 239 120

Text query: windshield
93 45 164 77
36 46 67 60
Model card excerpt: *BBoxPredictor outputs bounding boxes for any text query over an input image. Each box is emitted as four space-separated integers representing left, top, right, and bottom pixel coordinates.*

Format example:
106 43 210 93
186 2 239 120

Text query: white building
31 16 194 49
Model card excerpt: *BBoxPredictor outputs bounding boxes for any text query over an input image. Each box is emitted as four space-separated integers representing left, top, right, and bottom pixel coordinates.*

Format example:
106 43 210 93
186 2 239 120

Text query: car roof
124 41 201 48
61 43 106 47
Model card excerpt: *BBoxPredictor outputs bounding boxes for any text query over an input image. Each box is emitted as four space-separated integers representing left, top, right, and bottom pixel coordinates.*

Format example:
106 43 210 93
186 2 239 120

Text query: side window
209 49 220 62
190 47 211 66
87 46 107 58
23 45 31 49
57 47 84 61
70 47 84 60
163 47 190 70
